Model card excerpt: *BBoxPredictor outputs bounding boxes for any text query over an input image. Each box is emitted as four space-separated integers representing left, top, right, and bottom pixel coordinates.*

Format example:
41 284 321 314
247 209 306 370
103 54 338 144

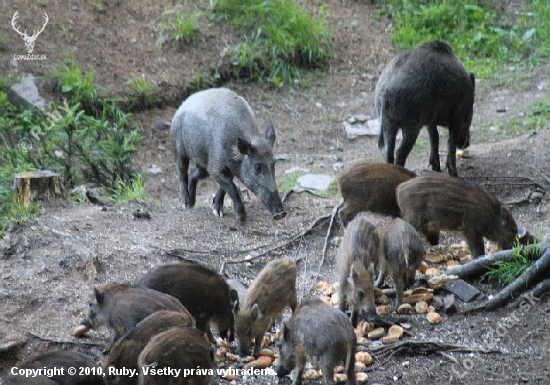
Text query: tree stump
14 170 63 206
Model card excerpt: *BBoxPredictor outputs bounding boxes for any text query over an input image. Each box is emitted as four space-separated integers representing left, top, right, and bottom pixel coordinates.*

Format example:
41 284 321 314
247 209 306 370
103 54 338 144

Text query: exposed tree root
0 338 27 353
509 277 550 308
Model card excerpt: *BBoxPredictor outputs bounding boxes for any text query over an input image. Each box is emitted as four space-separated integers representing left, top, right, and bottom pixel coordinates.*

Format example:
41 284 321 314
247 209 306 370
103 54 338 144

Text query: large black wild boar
377 218 425 310
375 40 475 176
337 213 379 326
156 87 286 224
397 174 518 258
276 297 356 385
337 161 416 225
102 310 195 385
80 283 191 348
137 327 213 385
235 258 298 358
5 351 106 385
136 262 238 343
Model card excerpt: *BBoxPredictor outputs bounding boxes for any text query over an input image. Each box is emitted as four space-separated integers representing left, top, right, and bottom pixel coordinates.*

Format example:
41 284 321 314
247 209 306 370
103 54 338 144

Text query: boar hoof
212 208 224 217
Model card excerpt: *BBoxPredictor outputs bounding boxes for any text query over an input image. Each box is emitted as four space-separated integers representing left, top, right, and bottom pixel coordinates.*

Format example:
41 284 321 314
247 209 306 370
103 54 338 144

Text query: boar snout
360 308 377 323
272 210 286 220
266 191 286 220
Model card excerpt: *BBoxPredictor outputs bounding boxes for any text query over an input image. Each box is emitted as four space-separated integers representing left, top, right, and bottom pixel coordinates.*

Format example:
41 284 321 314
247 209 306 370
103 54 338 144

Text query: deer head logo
11 11 49 54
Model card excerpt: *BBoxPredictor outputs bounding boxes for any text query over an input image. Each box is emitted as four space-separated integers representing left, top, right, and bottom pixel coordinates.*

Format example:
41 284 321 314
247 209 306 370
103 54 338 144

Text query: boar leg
292 360 305 385
216 171 246 224
395 124 421 168
338 278 349 314
177 155 191 208
464 231 485 258
188 166 208 207
381 121 397 165
213 188 226 217
427 124 441 172
446 135 459 177
345 354 356 385
320 361 336 385
392 265 405 310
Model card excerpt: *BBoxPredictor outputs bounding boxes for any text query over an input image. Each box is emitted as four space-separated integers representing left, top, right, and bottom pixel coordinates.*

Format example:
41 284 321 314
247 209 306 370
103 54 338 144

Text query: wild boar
337 161 416 225
136 262 238 343
337 213 379 326
80 283 191 348
137 327 213 385
156 87 286 224
102 310 195 385
235 258 298 358
6 351 106 385
377 218 425 309
226 278 248 312
397 174 518 258
375 40 475 176
276 297 356 385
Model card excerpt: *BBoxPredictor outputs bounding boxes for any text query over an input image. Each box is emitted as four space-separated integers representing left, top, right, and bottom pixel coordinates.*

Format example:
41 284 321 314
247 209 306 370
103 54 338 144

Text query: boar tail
344 347 353 374
404 250 410 268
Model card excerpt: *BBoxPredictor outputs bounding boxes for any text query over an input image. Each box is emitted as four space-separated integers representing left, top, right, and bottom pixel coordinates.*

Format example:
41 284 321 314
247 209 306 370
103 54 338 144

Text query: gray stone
296 174 334 193
7 74 46 111
147 164 162 174
443 279 483 302
343 119 381 139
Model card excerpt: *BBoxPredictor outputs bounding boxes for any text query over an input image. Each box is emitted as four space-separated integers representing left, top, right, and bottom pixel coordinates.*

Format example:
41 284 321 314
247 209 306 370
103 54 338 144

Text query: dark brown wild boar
80 283 190 348
6 351 106 385
397 174 518 258
377 218 425 309
375 40 475 176
235 258 298 358
136 262 238 343
337 213 379 326
102 310 195 385
337 161 416 225
137 327 213 385
276 297 356 385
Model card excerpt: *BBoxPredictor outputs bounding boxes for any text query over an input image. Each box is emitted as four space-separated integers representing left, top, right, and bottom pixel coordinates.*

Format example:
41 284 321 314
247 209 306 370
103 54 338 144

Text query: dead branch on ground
27 332 104 348
0 338 27 353
370 340 500 357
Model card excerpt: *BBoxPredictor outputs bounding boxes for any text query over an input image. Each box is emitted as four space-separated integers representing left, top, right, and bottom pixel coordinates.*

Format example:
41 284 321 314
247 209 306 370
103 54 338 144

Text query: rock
428 274 459 289
427 312 442 324
355 351 373 366
343 120 380 139
443 279 483 302
367 327 385 339
353 114 370 123
296 174 335 193
147 164 162 174
432 294 457 314
415 300 429 314
333 162 344 172
8 74 47 111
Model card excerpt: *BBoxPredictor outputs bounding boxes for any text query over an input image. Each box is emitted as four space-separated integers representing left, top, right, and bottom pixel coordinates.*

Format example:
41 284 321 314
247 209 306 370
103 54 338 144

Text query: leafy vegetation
380 0 550 78
54 58 97 104
157 10 203 46
110 174 146 203
211 0 333 86
126 73 155 104
483 238 542 286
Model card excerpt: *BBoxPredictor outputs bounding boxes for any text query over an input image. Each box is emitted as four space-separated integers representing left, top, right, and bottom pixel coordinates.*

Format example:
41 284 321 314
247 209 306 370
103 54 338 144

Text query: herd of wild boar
6 40 524 385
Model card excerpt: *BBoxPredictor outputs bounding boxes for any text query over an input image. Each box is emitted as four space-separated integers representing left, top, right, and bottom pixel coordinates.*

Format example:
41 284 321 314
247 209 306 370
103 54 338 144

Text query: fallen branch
473 248 550 311
509 277 550 308
27 332 104 348
370 340 500 356
448 241 549 279
219 214 331 274
0 338 27 353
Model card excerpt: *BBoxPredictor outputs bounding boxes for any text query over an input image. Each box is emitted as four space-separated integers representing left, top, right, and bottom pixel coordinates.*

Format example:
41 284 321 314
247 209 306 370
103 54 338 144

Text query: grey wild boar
136 262 238 343
276 297 356 385
337 161 416 225
6 351 106 385
375 40 475 176
377 218 425 309
397 174 518 258
235 257 298 358
156 87 286 224
102 310 195 385
337 213 379 326
137 326 213 385
80 283 191 348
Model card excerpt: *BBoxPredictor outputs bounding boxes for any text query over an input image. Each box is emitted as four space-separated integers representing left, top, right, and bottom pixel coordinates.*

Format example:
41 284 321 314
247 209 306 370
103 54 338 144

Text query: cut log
448 241 549 279
14 170 63 206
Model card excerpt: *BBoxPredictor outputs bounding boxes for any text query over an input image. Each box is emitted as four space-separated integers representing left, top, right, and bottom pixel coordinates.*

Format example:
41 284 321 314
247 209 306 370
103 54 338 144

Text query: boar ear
251 303 260 321
237 137 254 156
94 288 104 304
264 118 276 148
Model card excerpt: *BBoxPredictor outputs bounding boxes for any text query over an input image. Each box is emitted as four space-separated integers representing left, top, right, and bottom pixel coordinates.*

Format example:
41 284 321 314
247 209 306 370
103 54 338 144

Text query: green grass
54 59 97 103
110 174 146 203
278 170 300 192
211 0 333 87
382 0 550 79
157 10 203 46
126 73 155 102
483 239 541 287
1 195 42 232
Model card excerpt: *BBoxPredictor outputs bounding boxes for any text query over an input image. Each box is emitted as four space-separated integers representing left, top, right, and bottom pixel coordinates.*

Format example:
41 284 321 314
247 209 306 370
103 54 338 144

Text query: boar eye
357 290 365 300
254 164 262 175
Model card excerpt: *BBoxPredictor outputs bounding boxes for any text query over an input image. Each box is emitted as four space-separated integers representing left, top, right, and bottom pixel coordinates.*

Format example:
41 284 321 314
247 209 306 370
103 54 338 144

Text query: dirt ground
1 1 550 384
